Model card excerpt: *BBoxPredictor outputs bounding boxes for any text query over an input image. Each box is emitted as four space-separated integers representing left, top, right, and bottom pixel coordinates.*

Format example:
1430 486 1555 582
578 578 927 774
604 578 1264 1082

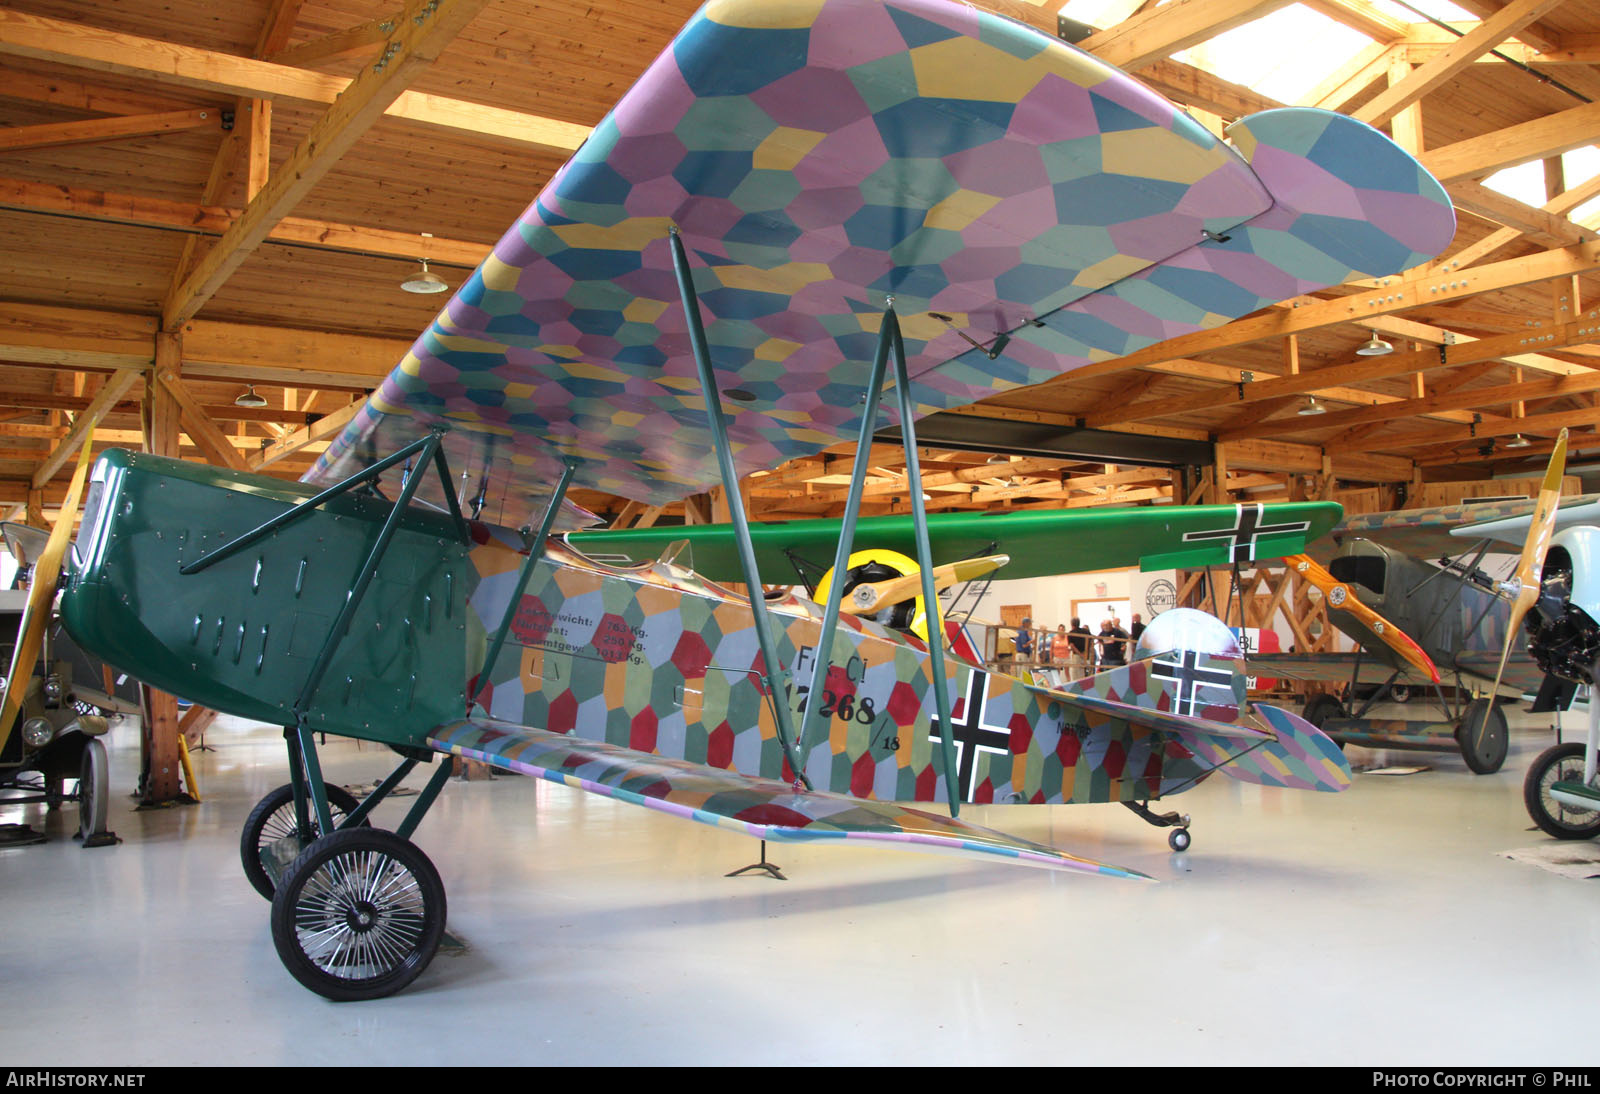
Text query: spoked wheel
77 737 110 844
1458 698 1508 775
240 783 364 899
1523 742 1600 840
270 828 446 1002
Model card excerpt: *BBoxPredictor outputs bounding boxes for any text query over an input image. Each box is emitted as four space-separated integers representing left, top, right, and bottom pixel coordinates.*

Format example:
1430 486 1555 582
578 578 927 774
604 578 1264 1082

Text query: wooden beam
28 369 139 487
1421 98 1600 182
270 13 398 68
146 335 181 458
153 369 249 471
0 7 588 154
0 301 408 386
1136 58 1282 120
1222 366 1600 442
1367 403 1600 451
162 0 490 327
250 399 361 469
0 176 491 267
1303 0 1409 42
0 62 202 115
1352 0 1569 128
1080 0 1296 71
1447 179 1596 246
0 108 216 151
1057 240 1600 387
1304 41 1399 111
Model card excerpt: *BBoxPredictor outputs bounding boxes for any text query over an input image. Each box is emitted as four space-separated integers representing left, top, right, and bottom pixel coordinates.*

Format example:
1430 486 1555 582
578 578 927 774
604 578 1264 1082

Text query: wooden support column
146 331 181 458
138 684 188 804
140 329 189 804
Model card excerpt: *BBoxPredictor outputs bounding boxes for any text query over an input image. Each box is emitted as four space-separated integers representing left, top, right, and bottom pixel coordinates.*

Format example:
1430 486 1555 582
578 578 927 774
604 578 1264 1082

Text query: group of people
1008 614 1145 680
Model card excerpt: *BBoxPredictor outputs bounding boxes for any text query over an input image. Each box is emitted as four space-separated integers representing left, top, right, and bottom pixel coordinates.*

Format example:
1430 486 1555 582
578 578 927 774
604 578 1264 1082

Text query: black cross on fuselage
926 671 1010 803
1181 504 1310 563
1150 649 1236 717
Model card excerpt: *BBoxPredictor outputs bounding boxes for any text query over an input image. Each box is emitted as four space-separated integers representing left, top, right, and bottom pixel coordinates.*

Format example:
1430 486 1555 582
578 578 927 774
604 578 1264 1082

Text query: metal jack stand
726 840 786 880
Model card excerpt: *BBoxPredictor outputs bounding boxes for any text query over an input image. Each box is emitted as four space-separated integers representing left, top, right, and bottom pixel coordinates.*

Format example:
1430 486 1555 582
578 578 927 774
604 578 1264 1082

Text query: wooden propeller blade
0 434 95 755
1485 428 1568 715
842 554 1009 615
1287 553 1440 684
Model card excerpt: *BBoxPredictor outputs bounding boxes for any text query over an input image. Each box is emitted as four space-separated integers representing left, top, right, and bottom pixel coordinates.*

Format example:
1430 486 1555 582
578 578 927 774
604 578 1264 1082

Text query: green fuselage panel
59 450 469 745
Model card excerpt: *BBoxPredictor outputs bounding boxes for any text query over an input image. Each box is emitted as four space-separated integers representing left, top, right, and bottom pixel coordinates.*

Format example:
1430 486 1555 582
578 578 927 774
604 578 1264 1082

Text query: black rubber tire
1168 827 1191 852
240 783 364 900
1458 699 1509 775
270 828 447 1002
1302 694 1345 728
1388 684 1412 704
77 737 108 842
1523 741 1600 840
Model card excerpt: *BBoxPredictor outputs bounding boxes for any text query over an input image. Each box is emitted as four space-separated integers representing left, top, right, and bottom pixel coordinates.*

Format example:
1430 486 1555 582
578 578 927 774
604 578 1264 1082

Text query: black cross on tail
1150 650 1236 717
926 672 1010 803
1180 503 1310 563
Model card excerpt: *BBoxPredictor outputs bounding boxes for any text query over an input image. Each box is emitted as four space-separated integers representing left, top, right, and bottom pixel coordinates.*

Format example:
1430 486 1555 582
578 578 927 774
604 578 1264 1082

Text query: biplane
27 0 1455 1000
1251 490 1600 774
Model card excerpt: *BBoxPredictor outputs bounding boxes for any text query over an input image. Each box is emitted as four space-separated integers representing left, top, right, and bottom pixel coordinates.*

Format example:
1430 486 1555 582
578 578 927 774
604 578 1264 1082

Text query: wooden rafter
28 368 139 488
0 109 217 152
161 0 491 327
1080 0 1296 71
1352 0 1569 128
0 7 589 155
0 176 491 267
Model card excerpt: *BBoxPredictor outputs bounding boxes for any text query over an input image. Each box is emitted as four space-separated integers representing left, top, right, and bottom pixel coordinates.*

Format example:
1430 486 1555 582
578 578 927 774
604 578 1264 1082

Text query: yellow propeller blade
0 434 95 755
1484 427 1568 714
1286 553 1441 684
841 554 1009 615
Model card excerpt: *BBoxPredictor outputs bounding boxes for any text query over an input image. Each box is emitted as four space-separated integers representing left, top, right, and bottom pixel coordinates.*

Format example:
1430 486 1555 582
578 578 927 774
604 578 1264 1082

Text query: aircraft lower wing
1248 651 1543 698
429 718 1150 879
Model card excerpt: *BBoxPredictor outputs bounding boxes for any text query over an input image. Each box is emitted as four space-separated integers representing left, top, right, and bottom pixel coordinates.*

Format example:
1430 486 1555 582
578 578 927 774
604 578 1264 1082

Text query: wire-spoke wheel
240 783 365 899
1524 742 1600 840
270 828 446 1001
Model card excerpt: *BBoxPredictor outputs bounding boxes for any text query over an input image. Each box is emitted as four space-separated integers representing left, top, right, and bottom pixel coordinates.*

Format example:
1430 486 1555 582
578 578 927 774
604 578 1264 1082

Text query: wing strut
669 228 811 790
472 456 580 709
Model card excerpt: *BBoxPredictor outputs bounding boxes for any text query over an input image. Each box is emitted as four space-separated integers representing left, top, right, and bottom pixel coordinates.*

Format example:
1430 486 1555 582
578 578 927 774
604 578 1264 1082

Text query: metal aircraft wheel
1168 827 1191 852
77 737 108 843
241 783 365 900
270 828 446 1002
1457 699 1508 775
1523 742 1600 840
1389 684 1412 704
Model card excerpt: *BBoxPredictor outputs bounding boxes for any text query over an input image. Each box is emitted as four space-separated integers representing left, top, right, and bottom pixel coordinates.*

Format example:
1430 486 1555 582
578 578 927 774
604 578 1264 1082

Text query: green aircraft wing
566 501 1342 582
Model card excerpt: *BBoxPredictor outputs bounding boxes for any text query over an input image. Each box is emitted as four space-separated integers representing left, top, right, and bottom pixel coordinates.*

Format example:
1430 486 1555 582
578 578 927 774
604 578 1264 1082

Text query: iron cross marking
1150 649 1235 717
927 672 1010 802
1181 504 1310 563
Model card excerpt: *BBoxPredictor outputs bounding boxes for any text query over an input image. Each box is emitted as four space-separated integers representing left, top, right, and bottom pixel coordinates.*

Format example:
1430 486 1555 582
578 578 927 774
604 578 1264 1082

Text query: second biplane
38 0 1454 999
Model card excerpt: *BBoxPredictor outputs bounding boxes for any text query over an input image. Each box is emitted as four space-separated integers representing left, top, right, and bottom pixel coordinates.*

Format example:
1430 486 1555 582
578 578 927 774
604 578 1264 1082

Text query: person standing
1067 617 1093 679
1099 618 1130 666
1050 624 1073 667
1129 612 1146 649
1013 617 1034 664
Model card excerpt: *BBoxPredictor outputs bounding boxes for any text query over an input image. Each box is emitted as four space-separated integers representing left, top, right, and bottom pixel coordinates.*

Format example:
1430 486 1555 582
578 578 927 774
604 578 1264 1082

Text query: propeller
1285 553 1440 684
0 434 96 756
1482 428 1569 723
842 554 1009 616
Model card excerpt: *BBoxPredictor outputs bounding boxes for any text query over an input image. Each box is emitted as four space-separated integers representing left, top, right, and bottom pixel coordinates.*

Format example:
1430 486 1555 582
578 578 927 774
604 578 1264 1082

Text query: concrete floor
1 704 1596 1066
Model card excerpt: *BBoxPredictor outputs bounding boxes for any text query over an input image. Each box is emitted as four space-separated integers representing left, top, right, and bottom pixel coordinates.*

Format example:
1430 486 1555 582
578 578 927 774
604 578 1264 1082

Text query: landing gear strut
1124 800 1192 851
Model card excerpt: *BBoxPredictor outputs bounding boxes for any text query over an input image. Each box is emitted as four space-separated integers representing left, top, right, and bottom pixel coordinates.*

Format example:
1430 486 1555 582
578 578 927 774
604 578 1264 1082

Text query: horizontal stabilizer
430 719 1149 880
1191 703 1352 793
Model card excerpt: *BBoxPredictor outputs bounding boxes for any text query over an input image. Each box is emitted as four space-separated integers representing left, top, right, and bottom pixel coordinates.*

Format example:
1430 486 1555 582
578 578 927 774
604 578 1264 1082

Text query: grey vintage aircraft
1251 479 1600 774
